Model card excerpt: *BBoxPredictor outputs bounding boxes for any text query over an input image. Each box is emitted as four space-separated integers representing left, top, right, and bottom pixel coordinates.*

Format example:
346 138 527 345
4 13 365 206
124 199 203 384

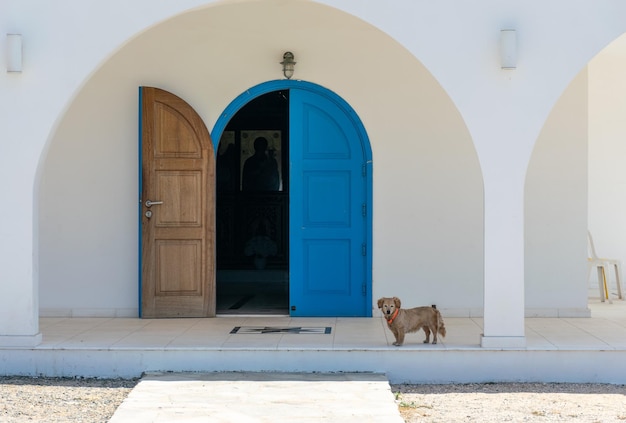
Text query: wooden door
140 87 215 318
289 88 368 316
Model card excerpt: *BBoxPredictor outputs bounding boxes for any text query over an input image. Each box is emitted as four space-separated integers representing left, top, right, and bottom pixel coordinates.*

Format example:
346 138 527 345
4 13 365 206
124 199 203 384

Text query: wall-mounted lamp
280 51 296 79
500 29 517 70
6 34 23 73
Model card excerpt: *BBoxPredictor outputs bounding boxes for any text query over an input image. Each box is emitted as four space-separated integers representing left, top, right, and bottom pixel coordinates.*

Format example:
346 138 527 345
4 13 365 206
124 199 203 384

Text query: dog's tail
433 307 446 338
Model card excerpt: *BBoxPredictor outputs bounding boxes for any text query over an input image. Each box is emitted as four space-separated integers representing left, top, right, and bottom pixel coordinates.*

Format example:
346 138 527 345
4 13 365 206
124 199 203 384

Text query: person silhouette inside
242 136 279 191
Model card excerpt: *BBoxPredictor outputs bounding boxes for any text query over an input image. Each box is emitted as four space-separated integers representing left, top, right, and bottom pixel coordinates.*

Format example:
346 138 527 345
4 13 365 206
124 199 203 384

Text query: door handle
145 200 163 208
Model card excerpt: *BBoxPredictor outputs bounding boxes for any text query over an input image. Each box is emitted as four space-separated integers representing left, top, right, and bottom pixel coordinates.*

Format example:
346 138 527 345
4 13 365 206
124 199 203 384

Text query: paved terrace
1 300 625 384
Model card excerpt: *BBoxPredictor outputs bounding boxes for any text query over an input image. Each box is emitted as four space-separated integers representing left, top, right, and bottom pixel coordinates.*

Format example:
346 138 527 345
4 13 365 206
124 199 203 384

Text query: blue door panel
302 103 351 159
304 239 351 294
290 88 366 317
304 171 351 227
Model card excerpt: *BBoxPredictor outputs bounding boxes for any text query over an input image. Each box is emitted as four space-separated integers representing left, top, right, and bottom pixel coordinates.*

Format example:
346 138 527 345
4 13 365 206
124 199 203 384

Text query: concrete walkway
109 372 405 422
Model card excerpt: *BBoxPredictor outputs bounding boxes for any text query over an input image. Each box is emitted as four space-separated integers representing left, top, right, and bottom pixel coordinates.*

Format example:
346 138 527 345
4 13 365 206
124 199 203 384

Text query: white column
480 176 526 348
0 171 41 347
469 83 530 348
0 63 42 346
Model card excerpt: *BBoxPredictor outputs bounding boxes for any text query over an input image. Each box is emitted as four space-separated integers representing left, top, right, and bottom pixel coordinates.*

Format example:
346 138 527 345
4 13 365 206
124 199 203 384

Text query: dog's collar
386 308 399 324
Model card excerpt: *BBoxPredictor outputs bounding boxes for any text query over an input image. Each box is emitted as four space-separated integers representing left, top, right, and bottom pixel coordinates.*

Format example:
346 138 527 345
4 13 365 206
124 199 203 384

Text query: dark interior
215 90 290 314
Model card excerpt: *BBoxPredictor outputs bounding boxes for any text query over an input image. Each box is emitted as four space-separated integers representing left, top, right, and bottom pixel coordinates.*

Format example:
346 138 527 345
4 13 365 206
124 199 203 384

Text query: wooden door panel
156 240 202 295
155 171 202 226
140 87 215 318
155 103 202 158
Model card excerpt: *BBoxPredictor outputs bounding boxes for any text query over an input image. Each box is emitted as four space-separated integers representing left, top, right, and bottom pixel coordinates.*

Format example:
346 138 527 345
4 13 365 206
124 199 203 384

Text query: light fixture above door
280 51 296 79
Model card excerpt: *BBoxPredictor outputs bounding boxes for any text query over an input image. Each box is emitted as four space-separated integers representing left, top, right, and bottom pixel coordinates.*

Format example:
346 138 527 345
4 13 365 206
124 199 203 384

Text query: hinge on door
362 282 367 296
362 243 367 256
362 163 367 177
362 203 367 217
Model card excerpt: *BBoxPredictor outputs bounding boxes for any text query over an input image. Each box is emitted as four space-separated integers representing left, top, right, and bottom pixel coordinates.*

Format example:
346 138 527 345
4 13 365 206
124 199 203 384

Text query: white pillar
0 171 41 347
0 75 42 346
480 176 526 348
470 94 530 348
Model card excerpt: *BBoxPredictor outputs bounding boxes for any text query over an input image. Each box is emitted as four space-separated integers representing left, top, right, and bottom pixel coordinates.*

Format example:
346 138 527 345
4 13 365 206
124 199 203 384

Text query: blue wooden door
290 88 368 316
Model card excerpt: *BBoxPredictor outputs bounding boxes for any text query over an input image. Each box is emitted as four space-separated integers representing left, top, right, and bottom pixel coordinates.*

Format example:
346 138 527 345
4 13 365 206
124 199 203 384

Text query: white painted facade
1 0 626 348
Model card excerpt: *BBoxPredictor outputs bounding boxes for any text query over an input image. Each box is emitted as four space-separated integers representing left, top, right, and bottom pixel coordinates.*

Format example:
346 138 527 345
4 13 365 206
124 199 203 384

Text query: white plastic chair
587 231 624 303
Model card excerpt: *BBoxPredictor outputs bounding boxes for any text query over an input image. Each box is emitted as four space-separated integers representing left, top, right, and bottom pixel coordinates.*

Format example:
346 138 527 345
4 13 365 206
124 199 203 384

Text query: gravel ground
1 377 625 422
0 376 138 422
392 383 626 422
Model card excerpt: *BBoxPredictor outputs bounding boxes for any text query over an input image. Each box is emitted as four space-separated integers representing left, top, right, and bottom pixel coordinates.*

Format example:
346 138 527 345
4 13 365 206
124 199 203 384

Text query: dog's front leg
393 328 404 346
422 326 431 344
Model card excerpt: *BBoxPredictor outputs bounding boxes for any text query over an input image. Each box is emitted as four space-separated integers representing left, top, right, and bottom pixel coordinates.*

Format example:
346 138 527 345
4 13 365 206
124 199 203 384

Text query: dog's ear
393 297 401 309
377 298 384 309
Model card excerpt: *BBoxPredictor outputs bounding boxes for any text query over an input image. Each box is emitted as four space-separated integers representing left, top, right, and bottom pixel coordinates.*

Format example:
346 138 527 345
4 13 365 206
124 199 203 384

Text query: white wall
2 1 625 335
525 69 589 316
38 2 484 317
588 34 626 296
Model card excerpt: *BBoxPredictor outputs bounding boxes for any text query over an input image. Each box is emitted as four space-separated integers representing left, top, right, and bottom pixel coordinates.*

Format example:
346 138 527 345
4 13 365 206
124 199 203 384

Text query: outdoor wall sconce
280 51 296 79
500 29 517 69
6 34 22 73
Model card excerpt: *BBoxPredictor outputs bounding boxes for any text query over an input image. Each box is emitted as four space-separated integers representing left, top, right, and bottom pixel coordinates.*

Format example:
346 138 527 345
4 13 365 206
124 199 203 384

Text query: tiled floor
4 299 626 383
35 299 626 351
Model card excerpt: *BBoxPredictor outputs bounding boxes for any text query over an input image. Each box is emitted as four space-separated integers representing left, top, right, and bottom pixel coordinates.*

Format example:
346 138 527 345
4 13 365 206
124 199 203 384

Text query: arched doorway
213 80 373 317
215 90 290 315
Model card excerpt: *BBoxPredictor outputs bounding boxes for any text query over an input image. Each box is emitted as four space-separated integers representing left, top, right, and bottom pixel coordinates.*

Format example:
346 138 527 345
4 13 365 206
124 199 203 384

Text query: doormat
230 326 332 334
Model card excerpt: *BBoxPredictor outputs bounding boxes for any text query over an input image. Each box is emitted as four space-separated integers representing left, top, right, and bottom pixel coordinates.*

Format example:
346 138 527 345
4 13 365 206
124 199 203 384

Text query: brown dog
377 297 446 346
